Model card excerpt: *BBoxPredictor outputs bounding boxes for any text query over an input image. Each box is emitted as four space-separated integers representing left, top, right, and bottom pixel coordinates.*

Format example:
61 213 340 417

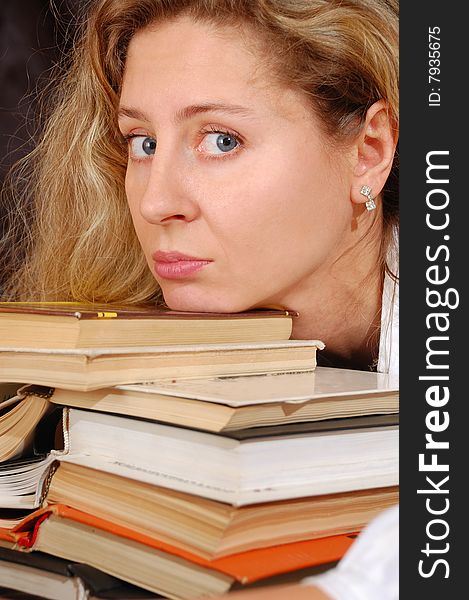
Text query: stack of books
0 303 398 599
0 303 321 391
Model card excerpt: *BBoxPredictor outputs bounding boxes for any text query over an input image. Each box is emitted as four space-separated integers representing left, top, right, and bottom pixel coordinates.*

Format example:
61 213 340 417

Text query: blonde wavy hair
0 0 398 302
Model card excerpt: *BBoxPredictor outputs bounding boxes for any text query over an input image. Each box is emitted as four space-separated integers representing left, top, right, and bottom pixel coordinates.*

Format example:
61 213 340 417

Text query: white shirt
302 244 399 599
377 230 399 378
303 505 399 600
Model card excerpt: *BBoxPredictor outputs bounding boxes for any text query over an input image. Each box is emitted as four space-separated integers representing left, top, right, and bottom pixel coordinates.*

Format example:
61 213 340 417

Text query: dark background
0 0 82 212
0 1 85 296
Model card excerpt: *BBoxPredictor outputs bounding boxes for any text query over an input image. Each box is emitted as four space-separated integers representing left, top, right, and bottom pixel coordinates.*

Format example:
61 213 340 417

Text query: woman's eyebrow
118 106 150 121
118 103 255 124
174 103 255 123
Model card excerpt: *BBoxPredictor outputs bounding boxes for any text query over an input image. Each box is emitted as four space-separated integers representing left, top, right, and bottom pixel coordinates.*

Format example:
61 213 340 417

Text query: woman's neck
283 212 384 371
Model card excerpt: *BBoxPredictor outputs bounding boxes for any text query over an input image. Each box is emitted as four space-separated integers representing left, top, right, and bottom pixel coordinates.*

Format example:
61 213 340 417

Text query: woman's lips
152 251 212 280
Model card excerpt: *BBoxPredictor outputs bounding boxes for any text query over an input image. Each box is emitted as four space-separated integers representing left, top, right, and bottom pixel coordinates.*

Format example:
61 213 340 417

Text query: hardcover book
0 547 160 600
0 303 295 349
58 407 398 505
47 367 398 432
1 505 356 599
0 340 323 391
45 460 399 559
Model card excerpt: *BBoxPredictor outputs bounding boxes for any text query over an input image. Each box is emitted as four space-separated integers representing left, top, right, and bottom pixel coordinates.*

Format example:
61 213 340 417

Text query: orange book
2 504 356 598
45 461 397 559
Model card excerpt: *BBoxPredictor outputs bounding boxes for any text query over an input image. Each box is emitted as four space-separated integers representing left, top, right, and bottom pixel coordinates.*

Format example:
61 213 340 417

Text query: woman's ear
350 100 397 209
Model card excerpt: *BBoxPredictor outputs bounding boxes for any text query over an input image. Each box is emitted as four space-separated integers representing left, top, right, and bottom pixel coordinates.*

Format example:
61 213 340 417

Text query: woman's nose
138 149 200 225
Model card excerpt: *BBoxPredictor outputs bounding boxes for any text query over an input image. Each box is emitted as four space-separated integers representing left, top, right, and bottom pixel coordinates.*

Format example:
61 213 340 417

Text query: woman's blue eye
128 136 156 159
199 132 240 155
216 134 238 152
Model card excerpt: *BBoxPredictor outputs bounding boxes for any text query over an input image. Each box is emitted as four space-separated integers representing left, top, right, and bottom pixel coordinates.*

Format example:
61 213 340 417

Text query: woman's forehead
121 17 316 128
125 17 270 91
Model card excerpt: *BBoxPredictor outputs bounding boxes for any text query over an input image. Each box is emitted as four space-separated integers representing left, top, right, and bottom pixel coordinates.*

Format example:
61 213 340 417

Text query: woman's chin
161 287 252 314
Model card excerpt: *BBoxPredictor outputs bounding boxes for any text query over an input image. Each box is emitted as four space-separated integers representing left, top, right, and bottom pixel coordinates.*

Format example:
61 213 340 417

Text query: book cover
47 367 398 432
5 504 356 583
0 302 295 320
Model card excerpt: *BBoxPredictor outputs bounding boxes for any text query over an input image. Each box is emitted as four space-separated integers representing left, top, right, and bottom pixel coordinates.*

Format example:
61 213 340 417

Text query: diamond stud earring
360 185 376 211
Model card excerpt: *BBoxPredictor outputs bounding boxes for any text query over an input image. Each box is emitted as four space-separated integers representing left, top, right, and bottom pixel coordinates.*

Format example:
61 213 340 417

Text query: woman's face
119 17 356 312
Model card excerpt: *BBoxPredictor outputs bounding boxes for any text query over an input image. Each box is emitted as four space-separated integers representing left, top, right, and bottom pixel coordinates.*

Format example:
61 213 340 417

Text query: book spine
39 461 60 507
